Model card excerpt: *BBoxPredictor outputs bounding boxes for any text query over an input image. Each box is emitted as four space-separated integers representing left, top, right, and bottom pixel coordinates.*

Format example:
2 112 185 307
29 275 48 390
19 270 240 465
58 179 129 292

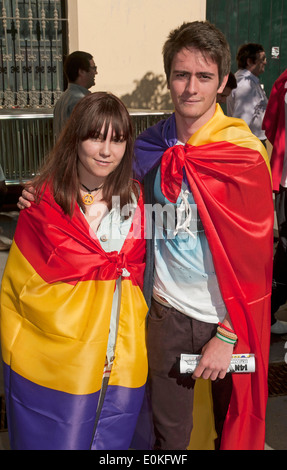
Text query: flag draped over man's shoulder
0 185 148 450
134 104 274 450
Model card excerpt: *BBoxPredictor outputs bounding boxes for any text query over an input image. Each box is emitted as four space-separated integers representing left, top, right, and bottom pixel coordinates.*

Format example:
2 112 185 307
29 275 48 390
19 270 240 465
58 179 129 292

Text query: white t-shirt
153 164 227 324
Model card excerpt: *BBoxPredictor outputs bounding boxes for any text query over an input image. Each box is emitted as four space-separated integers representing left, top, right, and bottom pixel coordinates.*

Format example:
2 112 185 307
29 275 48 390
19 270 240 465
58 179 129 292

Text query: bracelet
216 331 237 345
216 323 238 346
218 322 235 334
217 326 238 341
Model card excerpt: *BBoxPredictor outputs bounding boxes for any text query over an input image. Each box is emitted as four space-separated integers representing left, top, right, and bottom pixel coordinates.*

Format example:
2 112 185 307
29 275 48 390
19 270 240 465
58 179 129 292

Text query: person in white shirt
226 43 268 143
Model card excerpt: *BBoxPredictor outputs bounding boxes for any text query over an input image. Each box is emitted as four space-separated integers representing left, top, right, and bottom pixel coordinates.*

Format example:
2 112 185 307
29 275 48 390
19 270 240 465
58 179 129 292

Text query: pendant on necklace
81 183 102 206
82 193 95 205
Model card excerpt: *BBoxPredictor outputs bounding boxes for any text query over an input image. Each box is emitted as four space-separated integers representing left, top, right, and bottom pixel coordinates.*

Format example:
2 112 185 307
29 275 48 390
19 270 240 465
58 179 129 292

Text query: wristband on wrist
216 323 238 346
216 331 237 345
218 322 235 334
217 326 237 340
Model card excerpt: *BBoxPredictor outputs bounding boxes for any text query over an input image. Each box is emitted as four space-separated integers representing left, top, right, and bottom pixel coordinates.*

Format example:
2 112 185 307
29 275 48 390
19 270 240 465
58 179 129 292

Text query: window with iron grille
0 0 68 108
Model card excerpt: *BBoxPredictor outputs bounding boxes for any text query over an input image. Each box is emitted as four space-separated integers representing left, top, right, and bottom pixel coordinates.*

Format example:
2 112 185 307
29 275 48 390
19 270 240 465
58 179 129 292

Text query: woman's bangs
77 95 131 141
110 111 130 141
81 113 106 140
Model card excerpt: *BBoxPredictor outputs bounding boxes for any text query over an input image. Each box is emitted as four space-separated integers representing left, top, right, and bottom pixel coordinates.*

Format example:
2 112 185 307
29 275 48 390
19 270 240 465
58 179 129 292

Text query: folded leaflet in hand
180 353 255 374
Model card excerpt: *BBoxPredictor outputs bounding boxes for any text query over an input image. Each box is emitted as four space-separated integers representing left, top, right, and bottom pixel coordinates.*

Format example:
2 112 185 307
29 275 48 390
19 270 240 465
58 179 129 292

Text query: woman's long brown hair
32 92 135 217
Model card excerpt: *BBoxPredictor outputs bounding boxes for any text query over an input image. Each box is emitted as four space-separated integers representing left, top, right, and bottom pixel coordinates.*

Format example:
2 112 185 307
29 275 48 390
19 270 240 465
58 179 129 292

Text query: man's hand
17 186 36 210
192 335 234 381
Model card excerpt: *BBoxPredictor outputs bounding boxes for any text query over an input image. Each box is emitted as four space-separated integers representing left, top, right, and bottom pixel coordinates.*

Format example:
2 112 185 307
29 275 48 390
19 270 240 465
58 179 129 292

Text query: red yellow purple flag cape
134 105 274 450
0 185 148 450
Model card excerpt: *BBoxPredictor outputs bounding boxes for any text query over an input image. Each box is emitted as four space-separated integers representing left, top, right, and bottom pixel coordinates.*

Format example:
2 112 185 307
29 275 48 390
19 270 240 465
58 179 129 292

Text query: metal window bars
0 0 67 108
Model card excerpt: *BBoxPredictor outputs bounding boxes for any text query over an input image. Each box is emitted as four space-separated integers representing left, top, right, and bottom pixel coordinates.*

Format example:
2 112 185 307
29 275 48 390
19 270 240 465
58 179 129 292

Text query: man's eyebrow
172 69 189 73
196 71 216 77
172 69 216 76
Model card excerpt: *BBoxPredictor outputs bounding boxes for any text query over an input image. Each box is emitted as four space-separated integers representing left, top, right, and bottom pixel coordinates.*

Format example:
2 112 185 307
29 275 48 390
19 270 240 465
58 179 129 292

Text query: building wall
67 0 206 99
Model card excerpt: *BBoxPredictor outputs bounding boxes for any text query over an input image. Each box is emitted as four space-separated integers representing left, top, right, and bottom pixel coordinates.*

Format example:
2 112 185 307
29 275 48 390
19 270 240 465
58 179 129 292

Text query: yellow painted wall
67 0 206 98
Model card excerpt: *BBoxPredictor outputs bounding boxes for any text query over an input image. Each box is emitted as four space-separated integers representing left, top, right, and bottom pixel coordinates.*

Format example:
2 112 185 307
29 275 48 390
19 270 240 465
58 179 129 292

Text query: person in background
216 71 237 104
262 69 287 335
53 51 98 139
134 21 273 450
1 92 148 450
226 43 268 144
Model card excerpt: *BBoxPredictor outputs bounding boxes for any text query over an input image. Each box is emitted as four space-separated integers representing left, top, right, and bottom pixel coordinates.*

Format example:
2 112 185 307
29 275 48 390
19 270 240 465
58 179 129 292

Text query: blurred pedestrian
53 51 98 139
227 43 268 143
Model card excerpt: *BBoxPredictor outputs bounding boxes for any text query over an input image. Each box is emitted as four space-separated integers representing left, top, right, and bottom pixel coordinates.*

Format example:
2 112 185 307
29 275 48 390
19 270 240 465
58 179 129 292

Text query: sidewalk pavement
0 211 286 450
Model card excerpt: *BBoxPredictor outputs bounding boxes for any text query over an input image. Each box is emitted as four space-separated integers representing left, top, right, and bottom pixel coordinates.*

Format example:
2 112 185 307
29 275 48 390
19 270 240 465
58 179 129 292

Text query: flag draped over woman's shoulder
0 185 147 450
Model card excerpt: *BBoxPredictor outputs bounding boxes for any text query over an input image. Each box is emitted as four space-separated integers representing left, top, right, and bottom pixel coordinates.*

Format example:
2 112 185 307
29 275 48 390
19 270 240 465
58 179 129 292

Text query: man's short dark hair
163 21 231 87
64 51 93 82
236 43 265 69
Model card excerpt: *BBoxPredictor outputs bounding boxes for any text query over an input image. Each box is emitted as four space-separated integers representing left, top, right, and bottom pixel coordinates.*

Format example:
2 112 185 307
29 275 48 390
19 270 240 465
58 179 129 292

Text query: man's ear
246 57 254 69
78 68 86 78
218 74 229 94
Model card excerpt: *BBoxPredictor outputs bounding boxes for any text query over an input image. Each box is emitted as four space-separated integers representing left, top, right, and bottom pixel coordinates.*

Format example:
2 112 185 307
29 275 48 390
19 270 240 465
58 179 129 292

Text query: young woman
0 92 148 450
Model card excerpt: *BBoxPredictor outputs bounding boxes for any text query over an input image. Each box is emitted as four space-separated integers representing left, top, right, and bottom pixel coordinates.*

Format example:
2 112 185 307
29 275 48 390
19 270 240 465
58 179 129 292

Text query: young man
134 21 273 450
226 43 268 143
53 51 98 139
